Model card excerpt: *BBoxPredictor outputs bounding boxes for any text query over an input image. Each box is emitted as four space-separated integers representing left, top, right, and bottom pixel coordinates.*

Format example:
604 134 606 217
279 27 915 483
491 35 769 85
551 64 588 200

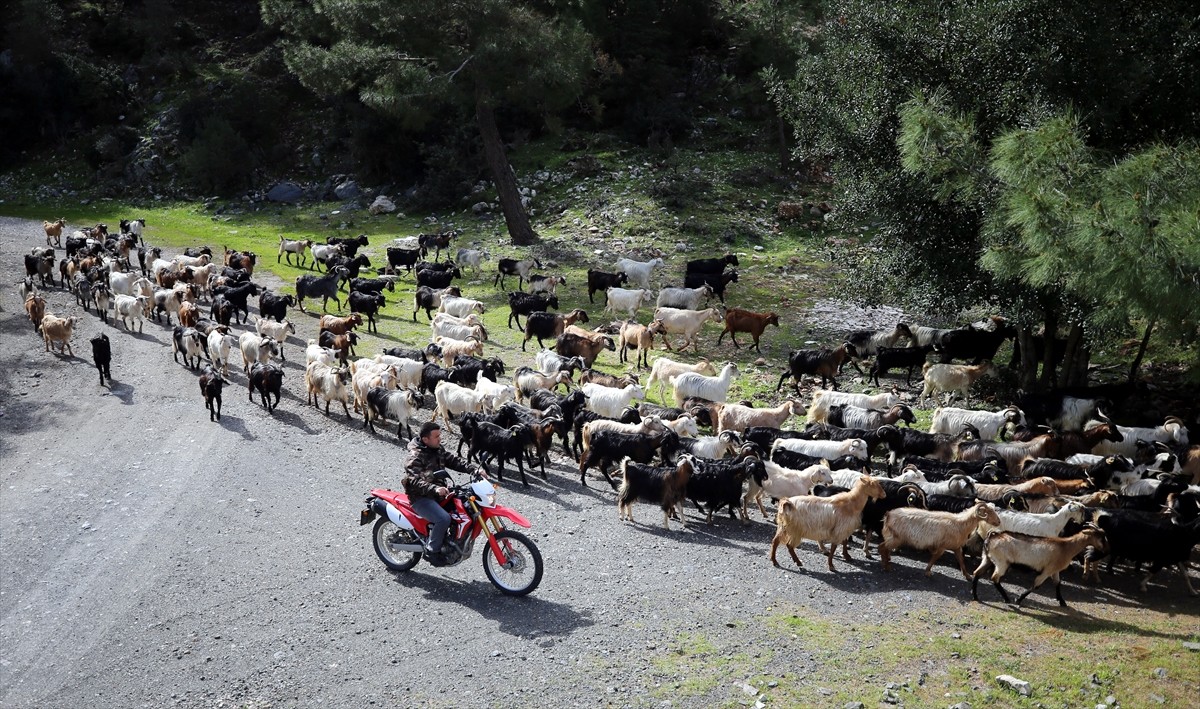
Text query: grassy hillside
3 135 1197 423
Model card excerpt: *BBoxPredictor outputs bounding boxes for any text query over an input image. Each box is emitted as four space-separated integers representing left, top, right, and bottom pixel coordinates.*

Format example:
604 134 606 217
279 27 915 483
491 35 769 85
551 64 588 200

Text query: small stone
1152 668 1167 679
739 683 758 696
1105 695 1117 705
767 682 778 689
1148 694 1165 704
996 675 1032 697
844 703 865 709
817 688 833 697
754 358 767 366
951 633 962 639
1183 641 1200 651
753 245 764 251
949 703 972 709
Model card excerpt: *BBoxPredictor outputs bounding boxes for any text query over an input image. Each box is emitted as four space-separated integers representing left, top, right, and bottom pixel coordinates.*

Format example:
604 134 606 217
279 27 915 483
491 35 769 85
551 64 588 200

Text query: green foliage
181 118 254 195
772 0 1200 332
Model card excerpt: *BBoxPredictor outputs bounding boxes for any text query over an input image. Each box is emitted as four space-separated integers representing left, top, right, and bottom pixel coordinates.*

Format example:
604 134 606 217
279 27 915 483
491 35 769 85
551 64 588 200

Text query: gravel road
0 216 1190 708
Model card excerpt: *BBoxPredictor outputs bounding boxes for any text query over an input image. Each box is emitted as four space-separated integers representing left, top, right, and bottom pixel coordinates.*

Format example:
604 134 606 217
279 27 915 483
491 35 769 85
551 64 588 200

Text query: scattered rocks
334 179 361 200
996 675 1032 697
368 195 396 215
266 182 304 203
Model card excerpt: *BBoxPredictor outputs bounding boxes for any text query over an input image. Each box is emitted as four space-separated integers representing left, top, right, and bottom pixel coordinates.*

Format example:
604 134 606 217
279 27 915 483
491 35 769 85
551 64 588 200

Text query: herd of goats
16 219 1200 606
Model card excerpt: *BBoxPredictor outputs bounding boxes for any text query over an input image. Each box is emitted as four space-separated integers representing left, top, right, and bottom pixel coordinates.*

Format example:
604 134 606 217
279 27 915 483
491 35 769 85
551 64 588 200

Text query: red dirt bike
359 470 544 596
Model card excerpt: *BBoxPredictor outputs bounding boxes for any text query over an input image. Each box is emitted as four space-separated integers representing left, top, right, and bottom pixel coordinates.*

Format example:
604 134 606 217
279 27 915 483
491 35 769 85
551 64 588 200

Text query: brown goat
319 313 363 336
717 308 780 352
619 319 665 368
43 218 66 247
579 368 639 389
555 332 615 368
25 294 46 333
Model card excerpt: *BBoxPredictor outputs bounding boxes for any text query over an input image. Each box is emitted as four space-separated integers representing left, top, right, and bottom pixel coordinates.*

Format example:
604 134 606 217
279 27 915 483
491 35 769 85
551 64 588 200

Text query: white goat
716 400 803 434
373 354 427 390
581 382 646 418
745 462 834 519
254 317 296 360
474 372 517 413
454 248 490 274
647 357 717 399
514 367 573 401
919 362 993 407
431 381 492 430
656 284 713 311
239 332 280 374
930 405 1026 441
976 502 1089 540
536 350 585 375
671 362 738 407
434 336 484 365
438 296 486 318
1088 416 1190 457
431 320 488 343
772 437 871 462
432 312 484 328
306 340 339 367
207 330 238 376
305 361 353 416
878 503 1002 578
614 257 665 289
653 306 723 353
604 287 654 318
806 389 900 424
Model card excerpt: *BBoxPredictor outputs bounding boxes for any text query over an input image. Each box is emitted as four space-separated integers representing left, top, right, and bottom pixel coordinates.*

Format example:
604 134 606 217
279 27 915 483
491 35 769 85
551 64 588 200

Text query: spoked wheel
482 530 543 596
372 517 422 572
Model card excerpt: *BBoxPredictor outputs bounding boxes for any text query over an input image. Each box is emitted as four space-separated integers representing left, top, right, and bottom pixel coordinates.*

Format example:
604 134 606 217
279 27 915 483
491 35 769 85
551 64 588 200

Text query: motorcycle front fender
481 504 531 528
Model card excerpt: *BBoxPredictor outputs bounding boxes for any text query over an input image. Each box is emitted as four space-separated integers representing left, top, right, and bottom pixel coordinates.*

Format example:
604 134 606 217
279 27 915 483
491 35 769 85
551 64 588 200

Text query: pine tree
261 0 592 245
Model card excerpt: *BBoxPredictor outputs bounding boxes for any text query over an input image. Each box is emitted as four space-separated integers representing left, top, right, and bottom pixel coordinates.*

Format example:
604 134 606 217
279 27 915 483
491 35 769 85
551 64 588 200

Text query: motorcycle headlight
482 492 496 508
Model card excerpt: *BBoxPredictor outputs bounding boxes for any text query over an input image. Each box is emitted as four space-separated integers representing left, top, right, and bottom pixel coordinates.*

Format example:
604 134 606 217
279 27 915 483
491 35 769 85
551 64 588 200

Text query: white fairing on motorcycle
471 479 497 508
385 502 416 530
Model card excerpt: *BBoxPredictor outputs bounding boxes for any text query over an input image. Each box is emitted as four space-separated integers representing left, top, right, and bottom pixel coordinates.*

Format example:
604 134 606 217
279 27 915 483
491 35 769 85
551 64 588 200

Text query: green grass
636 603 1199 707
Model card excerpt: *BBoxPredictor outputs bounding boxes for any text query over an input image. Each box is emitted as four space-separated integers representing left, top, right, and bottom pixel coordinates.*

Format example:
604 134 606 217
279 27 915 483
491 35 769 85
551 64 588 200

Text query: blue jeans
411 497 451 552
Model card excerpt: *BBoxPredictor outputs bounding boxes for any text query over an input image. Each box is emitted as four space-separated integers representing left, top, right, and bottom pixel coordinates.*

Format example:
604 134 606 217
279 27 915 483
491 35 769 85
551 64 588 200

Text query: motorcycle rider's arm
439 448 481 477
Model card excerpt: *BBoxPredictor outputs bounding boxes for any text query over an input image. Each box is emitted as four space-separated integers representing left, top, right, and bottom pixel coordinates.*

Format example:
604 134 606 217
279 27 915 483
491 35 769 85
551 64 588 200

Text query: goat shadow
254 404 320 434
214 414 255 441
105 380 136 405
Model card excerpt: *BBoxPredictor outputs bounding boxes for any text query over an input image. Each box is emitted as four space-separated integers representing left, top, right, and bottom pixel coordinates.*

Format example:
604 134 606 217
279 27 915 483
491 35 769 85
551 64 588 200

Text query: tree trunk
1059 322 1087 387
1016 327 1038 392
1038 311 1059 390
1127 316 1157 384
475 85 537 246
776 114 789 171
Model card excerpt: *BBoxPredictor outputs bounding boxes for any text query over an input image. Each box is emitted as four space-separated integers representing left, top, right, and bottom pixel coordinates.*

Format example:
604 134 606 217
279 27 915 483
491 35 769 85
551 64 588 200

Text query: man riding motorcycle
403 422 485 565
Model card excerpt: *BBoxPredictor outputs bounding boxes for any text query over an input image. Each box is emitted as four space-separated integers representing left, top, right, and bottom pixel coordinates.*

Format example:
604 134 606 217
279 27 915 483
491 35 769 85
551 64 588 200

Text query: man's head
419 422 442 449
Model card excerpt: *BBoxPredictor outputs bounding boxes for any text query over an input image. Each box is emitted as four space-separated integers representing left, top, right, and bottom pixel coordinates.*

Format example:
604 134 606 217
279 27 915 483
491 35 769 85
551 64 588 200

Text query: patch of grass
752 603 1199 707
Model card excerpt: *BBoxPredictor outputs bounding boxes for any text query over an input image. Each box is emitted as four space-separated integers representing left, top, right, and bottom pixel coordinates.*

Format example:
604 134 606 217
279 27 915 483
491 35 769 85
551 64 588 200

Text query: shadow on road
392 573 596 639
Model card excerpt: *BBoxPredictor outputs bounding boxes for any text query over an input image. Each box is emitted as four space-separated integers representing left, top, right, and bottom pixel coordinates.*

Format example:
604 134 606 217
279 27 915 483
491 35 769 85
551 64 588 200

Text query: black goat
743 425 829 452
529 389 589 455
258 290 295 323
469 422 535 486
570 408 642 460
617 457 695 530
90 333 111 385
327 253 372 284
386 247 422 273
248 362 285 413
412 285 461 322
212 281 261 326
420 363 460 395
777 345 854 392
685 254 738 274
198 366 227 422
870 345 934 387
416 267 461 289
384 343 442 363
587 269 628 304
936 321 1016 364
684 452 762 525
348 291 386 333
579 427 676 489
494 257 541 289
419 232 456 260
210 296 234 327
1086 513 1200 596
349 277 395 295
452 355 506 383
296 267 348 313
683 270 738 303
327 234 369 258
508 291 558 329
1021 456 1132 485
902 454 1008 483
876 424 977 467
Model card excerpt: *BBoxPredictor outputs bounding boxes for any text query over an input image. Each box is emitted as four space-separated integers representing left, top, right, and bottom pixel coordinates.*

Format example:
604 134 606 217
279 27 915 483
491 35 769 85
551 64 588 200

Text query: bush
181 118 253 195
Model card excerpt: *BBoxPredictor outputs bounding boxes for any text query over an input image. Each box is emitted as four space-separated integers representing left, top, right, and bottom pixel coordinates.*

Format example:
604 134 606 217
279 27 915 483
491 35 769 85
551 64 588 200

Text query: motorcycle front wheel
372 517 422 572
482 530 543 596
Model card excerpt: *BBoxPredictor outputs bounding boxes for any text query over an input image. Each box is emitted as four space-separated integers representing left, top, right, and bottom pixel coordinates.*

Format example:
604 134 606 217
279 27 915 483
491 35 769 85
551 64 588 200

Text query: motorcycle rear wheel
482 530 543 596
373 517 422 572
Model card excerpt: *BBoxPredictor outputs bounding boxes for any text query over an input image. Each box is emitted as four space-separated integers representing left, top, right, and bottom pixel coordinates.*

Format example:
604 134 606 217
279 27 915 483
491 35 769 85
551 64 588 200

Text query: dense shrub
181 118 253 195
